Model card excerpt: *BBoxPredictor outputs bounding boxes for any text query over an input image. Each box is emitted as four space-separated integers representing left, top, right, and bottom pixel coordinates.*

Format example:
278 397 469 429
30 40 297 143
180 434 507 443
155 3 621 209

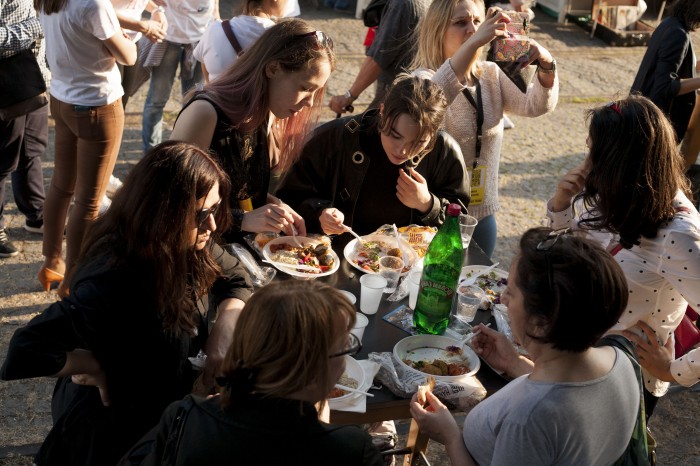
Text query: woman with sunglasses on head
171 19 335 243
546 95 700 417
411 0 558 257
1 141 254 466
410 227 639 465
278 74 470 236
124 280 383 466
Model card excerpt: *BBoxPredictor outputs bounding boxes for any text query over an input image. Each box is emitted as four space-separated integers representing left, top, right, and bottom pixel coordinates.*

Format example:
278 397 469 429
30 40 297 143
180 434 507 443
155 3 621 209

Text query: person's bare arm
170 99 218 149
328 57 382 114
103 30 137 65
115 11 166 42
678 77 700 96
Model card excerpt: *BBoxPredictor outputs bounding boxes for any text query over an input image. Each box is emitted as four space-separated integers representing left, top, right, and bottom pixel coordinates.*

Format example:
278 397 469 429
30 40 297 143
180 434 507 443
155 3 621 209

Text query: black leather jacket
278 110 470 233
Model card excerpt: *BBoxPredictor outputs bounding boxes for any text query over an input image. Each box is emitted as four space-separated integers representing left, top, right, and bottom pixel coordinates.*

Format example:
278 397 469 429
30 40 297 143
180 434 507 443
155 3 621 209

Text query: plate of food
328 356 367 405
343 234 418 276
460 265 509 307
393 334 480 381
263 236 339 278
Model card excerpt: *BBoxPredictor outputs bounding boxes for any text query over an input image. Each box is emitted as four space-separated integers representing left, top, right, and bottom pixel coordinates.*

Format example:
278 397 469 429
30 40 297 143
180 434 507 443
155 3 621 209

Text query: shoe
38 266 64 291
0 229 19 257
106 174 123 198
99 194 112 215
503 114 515 129
24 219 44 234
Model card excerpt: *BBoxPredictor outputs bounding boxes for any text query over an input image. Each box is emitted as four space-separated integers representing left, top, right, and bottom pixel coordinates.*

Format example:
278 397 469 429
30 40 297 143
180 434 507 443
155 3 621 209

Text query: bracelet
344 89 357 102
536 58 556 75
153 5 165 14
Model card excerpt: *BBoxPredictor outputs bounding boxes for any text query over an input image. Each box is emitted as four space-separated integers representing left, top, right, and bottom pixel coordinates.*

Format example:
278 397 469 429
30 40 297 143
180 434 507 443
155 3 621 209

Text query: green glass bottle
413 204 464 335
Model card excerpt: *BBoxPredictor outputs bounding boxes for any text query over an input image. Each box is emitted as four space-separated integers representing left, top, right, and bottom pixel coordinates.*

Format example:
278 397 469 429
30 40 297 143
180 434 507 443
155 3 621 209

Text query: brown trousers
43 96 124 272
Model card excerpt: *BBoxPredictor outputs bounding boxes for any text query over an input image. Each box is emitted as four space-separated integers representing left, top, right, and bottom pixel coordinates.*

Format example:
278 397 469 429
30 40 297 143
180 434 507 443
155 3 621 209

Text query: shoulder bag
221 20 244 57
0 47 48 120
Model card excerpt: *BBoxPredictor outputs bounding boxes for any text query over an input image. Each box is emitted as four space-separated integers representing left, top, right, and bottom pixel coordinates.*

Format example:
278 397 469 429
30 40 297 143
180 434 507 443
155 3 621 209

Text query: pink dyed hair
201 19 336 172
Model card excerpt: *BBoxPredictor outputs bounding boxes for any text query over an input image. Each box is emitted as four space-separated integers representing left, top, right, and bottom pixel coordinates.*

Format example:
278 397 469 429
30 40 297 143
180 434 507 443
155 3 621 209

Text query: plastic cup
454 284 486 324
459 214 479 250
359 274 387 314
407 269 422 309
378 256 403 293
351 313 369 343
338 290 357 305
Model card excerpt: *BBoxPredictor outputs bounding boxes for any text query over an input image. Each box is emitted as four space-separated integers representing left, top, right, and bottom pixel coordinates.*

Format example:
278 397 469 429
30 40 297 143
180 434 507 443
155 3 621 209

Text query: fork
290 224 304 248
342 224 365 246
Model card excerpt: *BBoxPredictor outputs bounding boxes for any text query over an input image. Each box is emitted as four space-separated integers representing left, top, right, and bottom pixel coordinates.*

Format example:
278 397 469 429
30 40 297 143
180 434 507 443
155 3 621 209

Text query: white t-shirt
164 0 215 44
40 0 123 105
192 15 274 81
110 0 150 41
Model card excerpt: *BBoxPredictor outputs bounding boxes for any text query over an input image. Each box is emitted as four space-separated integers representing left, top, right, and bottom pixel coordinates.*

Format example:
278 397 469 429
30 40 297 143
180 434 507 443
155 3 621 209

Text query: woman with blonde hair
411 0 558 257
171 19 336 242
125 280 384 465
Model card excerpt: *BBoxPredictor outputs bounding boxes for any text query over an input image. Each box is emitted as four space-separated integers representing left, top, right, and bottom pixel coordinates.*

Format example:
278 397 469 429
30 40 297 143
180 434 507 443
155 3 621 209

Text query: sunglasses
196 200 221 229
299 30 334 50
535 228 570 293
329 333 362 359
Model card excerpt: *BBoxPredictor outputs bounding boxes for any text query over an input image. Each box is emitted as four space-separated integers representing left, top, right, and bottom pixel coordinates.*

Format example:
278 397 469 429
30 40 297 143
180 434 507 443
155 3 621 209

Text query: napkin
329 360 381 413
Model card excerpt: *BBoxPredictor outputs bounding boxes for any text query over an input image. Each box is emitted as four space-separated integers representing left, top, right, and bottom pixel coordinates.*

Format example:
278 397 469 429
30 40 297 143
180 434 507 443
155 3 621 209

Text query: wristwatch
344 90 357 102
537 59 556 74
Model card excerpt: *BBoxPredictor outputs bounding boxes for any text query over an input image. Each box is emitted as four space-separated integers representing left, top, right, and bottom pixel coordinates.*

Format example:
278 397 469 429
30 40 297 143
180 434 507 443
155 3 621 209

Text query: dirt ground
1 2 699 464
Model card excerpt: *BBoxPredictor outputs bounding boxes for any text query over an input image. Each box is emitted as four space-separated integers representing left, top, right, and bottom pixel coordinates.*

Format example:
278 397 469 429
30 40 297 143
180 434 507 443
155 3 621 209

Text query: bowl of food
263 236 339 279
393 334 480 382
328 356 365 403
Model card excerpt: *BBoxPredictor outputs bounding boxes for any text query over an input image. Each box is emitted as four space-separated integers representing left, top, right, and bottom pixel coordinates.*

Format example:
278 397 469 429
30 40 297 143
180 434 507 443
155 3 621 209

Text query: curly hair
576 95 691 248
78 141 231 337
515 228 628 352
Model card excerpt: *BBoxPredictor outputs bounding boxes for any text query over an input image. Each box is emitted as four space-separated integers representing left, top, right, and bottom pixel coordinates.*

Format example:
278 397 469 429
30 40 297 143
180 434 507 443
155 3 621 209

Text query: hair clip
216 359 260 394
606 102 622 116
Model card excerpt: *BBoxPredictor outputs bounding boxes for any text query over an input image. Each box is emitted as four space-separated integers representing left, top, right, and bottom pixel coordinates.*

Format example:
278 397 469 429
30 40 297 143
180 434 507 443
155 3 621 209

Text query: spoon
459 262 501 287
334 384 374 397
461 322 492 346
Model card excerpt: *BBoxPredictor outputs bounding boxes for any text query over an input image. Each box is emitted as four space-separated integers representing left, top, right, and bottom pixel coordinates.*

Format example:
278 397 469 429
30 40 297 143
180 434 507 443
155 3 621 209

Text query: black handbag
0 47 48 120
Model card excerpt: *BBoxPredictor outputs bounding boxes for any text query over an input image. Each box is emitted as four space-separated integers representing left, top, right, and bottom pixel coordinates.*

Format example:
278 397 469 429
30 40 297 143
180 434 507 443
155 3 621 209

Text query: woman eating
410 227 639 465
547 95 700 416
124 281 383 466
411 0 558 257
171 19 336 242
1 141 253 465
278 74 470 236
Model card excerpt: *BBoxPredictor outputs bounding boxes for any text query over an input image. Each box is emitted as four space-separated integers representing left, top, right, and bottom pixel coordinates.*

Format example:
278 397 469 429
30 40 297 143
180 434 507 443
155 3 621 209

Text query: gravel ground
1 4 699 464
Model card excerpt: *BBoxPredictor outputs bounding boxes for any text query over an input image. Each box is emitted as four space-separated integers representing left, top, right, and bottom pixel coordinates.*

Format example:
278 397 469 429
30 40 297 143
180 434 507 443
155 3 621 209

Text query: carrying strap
221 20 244 57
461 80 483 169
161 395 195 466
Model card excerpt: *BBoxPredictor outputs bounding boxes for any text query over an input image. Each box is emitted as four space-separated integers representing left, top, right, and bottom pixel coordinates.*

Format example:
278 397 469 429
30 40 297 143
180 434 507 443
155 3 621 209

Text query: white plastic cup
338 290 357 305
351 313 369 342
459 214 479 250
454 284 486 324
378 256 403 293
408 269 422 309
359 274 387 314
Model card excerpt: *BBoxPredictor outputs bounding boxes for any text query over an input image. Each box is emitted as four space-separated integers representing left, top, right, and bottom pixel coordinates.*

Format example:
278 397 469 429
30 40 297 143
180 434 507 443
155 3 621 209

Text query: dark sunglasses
535 228 570 293
299 30 334 50
196 200 221 228
329 333 362 359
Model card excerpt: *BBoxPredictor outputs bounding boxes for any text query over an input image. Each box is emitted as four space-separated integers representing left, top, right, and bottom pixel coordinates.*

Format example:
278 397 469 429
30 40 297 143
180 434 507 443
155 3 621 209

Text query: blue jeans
472 214 497 259
142 41 202 152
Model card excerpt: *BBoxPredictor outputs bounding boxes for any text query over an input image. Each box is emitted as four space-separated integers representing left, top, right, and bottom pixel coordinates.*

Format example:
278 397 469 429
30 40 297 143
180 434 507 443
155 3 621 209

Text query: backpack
594 335 655 466
362 0 388 27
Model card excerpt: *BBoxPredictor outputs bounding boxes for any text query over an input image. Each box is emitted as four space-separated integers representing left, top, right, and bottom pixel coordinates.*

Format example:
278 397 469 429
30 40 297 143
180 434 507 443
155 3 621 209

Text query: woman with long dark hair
1 141 253 465
548 95 700 416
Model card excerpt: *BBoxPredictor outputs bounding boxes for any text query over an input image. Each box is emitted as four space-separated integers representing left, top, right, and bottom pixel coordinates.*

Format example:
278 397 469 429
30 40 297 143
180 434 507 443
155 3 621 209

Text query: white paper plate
262 236 339 278
343 234 418 277
460 265 509 305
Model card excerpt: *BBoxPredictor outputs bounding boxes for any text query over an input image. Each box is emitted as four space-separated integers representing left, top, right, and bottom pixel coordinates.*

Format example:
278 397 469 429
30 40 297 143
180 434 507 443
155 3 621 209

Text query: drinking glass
378 256 403 293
